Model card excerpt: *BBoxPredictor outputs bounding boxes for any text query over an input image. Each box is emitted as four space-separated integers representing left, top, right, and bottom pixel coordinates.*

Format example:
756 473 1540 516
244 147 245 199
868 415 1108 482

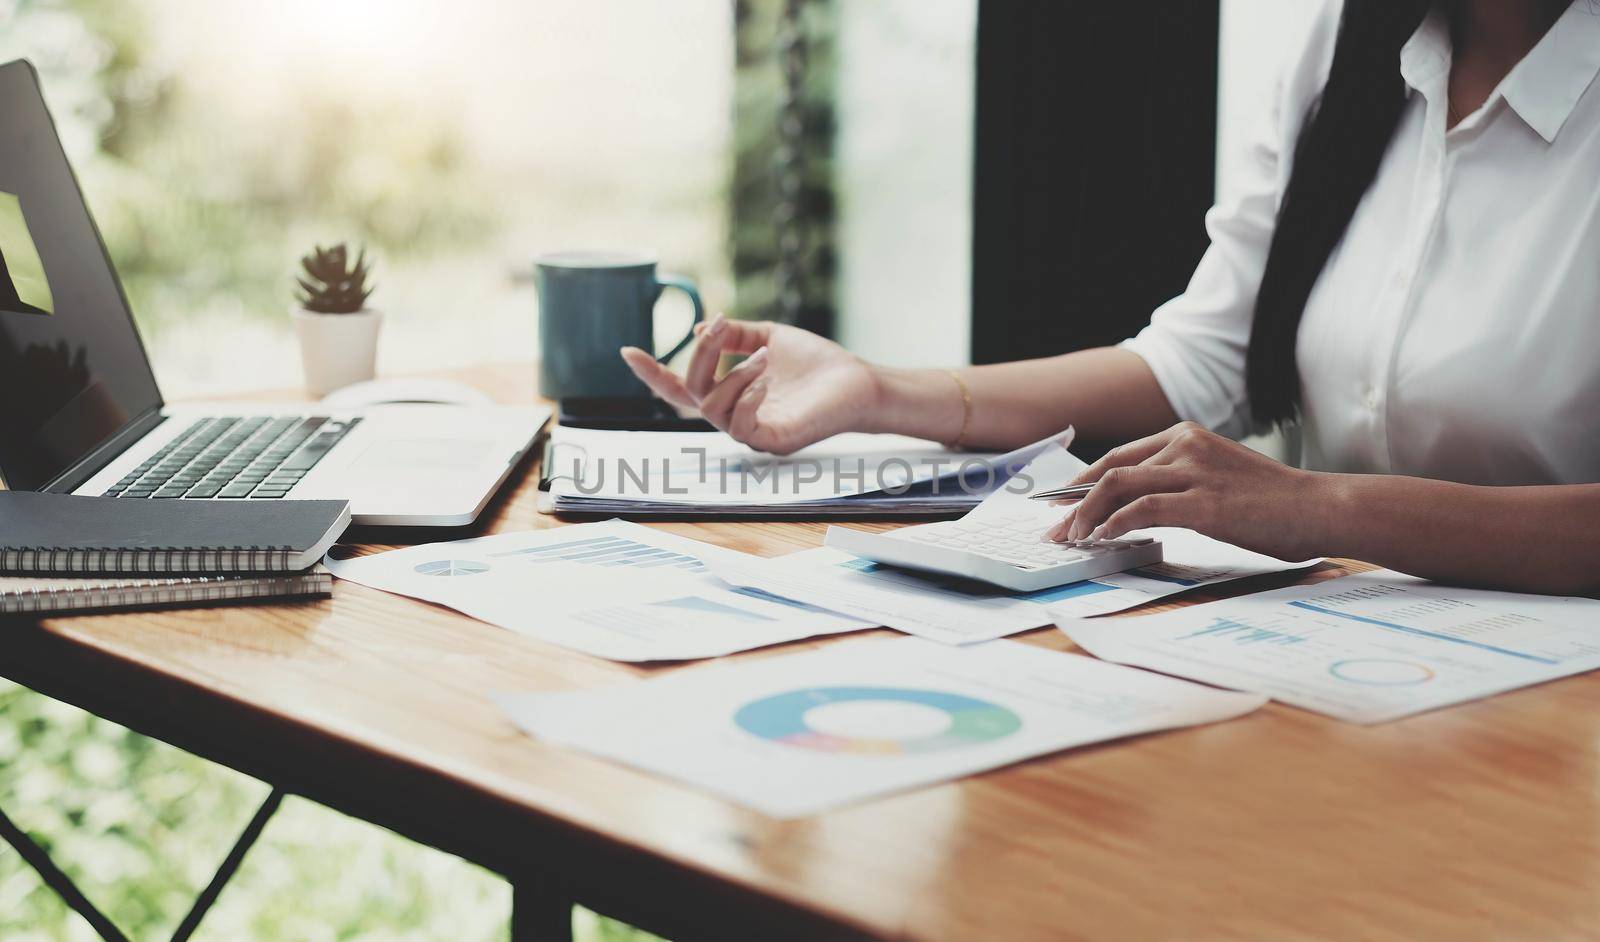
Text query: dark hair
1244 0 1431 429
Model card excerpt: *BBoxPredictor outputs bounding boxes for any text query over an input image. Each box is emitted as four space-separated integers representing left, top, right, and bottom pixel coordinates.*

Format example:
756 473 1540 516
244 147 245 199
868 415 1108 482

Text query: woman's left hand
1046 421 1335 562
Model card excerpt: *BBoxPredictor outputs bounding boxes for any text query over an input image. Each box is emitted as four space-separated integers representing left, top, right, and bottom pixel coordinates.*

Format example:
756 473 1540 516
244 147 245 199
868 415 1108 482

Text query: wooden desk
6 363 1598 941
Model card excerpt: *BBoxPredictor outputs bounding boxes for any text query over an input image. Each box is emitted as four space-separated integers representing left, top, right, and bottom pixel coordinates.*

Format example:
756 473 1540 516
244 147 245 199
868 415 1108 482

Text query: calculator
824 513 1163 592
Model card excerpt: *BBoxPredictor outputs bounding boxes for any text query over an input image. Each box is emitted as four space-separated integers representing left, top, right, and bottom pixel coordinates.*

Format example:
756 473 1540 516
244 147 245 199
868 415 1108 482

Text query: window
2 0 734 397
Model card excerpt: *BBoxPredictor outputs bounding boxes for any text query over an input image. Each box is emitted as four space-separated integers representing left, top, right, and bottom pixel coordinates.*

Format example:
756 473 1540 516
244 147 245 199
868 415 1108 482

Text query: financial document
1059 569 1600 724
708 442 1318 644
497 636 1266 818
543 426 1060 515
324 520 873 662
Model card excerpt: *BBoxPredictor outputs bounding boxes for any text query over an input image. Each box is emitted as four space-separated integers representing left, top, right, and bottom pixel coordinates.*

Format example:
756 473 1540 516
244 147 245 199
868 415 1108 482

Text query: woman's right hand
620 314 881 455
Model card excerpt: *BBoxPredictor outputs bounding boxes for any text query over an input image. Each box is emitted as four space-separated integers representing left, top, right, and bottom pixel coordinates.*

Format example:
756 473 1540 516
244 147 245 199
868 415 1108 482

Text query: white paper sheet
707 442 1319 644
324 520 874 661
496 636 1267 817
544 426 1060 514
1058 569 1600 724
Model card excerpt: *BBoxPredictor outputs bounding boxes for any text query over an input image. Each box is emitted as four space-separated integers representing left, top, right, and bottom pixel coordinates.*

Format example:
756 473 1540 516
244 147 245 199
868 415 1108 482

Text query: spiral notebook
0 491 351 574
0 568 334 616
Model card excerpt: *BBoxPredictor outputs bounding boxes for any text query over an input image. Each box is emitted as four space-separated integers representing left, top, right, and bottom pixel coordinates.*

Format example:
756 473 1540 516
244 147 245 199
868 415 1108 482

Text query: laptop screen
0 60 163 491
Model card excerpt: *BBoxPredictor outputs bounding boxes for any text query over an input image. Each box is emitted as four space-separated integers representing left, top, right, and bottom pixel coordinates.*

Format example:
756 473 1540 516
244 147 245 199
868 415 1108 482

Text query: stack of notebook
0 491 350 616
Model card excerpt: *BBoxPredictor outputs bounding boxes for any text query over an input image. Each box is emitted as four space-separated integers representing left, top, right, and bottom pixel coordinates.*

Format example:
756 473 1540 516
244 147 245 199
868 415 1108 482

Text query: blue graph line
1286 600 1557 665
731 585 833 614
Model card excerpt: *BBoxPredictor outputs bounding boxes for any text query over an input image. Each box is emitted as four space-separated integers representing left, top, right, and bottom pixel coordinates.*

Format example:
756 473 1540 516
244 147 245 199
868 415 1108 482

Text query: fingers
1060 464 1191 541
620 346 697 411
686 316 778 400
699 347 770 428
686 313 732 399
717 319 775 354
626 314 781 413
1047 492 1194 543
1096 492 1196 540
692 317 774 351
1043 504 1078 542
728 374 771 444
1068 421 1199 487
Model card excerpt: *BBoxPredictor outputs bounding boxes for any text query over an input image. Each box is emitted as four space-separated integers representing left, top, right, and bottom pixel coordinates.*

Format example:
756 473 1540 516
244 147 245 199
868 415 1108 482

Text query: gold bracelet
946 369 973 451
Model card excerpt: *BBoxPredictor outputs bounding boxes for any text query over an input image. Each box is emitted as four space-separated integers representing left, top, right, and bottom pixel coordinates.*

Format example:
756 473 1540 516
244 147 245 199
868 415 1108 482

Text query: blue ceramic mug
535 251 704 398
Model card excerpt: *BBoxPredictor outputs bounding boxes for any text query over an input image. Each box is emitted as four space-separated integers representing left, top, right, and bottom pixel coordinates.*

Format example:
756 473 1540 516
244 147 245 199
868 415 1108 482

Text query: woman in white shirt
622 0 1600 593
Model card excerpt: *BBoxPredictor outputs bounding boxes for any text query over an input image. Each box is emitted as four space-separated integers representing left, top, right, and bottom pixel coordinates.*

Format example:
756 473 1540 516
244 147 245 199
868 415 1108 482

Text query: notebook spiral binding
3 570 334 615
0 545 297 574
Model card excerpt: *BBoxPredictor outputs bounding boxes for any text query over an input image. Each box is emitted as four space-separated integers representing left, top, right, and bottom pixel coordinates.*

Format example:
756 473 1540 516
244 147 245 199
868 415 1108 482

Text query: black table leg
510 876 575 942
0 803 131 942
0 787 284 942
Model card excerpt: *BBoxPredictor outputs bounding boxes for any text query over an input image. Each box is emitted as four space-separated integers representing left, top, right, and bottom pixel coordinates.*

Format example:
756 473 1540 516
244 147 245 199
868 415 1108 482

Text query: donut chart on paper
734 686 1022 755
1327 659 1435 686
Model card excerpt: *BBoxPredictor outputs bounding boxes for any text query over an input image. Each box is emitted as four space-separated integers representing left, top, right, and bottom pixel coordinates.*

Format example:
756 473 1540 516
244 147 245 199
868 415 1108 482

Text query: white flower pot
292 307 382 398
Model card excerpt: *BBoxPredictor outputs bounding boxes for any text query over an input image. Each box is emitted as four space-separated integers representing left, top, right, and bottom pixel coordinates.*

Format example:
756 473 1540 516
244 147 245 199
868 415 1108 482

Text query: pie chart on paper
734 686 1023 755
413 559 491 577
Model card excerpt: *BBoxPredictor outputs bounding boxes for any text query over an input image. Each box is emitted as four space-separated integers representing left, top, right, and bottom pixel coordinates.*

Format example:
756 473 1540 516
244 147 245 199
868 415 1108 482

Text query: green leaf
294 241 374 313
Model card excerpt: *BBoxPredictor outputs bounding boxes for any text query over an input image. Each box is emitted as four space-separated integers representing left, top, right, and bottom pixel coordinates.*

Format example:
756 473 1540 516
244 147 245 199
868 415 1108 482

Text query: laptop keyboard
101 415 359 500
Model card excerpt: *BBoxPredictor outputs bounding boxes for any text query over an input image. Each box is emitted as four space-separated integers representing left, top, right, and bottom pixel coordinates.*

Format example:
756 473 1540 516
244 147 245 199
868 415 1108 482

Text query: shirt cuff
1119 331 1252 440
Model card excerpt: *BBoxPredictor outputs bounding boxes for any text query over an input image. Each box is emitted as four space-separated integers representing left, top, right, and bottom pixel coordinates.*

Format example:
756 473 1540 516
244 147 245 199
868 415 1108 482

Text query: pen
1027 483 1096 502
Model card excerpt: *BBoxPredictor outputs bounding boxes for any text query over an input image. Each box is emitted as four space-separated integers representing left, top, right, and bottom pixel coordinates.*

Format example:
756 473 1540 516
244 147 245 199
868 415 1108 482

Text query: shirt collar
1500 2 1600 143
1401 2 1600 144
1399 6 1451 94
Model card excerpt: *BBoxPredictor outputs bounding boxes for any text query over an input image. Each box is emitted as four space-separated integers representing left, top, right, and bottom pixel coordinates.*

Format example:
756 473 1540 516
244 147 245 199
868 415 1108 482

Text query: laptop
0 59 549 526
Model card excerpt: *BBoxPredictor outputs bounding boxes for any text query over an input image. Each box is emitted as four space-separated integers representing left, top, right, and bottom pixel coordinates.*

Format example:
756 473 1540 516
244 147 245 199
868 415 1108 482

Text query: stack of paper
497 636 1267 817
542 426 1058 516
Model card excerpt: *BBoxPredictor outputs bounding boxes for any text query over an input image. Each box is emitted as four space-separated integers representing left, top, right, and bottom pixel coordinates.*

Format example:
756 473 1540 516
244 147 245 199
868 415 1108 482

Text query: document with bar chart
324 520 874 661
1056 570 1600 724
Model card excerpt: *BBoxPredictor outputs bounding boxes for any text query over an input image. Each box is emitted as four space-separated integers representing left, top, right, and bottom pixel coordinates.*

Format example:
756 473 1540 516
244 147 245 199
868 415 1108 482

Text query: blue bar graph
1181 618 1306 646
490 535 625 557
493 536 706 572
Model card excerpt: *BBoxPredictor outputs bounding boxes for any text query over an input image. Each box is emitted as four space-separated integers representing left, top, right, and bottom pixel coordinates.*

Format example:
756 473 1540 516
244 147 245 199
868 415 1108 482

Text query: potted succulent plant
291 243 380 397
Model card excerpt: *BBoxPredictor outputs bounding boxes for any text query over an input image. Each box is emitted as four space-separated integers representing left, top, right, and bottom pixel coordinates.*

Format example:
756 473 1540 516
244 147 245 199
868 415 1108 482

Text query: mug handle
654 273 705 363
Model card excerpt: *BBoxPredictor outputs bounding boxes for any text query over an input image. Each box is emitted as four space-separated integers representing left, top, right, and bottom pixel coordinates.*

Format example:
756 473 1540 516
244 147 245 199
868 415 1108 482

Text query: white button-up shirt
1123 0 1600 485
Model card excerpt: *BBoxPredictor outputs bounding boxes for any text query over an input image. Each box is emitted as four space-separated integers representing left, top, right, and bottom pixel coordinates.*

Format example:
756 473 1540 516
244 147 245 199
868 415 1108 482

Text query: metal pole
0 803 132 942
168 787 286 942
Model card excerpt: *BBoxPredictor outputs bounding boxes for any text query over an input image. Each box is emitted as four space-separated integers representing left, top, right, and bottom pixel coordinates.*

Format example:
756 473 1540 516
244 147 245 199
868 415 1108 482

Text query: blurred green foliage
0 1 659 938
730 0 837 334
0 679 660 941
0 0 499 335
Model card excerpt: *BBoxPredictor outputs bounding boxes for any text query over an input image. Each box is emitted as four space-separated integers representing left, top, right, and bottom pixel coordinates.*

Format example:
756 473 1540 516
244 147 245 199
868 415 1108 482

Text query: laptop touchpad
351 438 494 472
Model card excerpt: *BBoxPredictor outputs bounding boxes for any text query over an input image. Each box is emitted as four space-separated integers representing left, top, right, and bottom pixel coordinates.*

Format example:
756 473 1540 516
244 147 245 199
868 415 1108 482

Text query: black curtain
971 2 1220 363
